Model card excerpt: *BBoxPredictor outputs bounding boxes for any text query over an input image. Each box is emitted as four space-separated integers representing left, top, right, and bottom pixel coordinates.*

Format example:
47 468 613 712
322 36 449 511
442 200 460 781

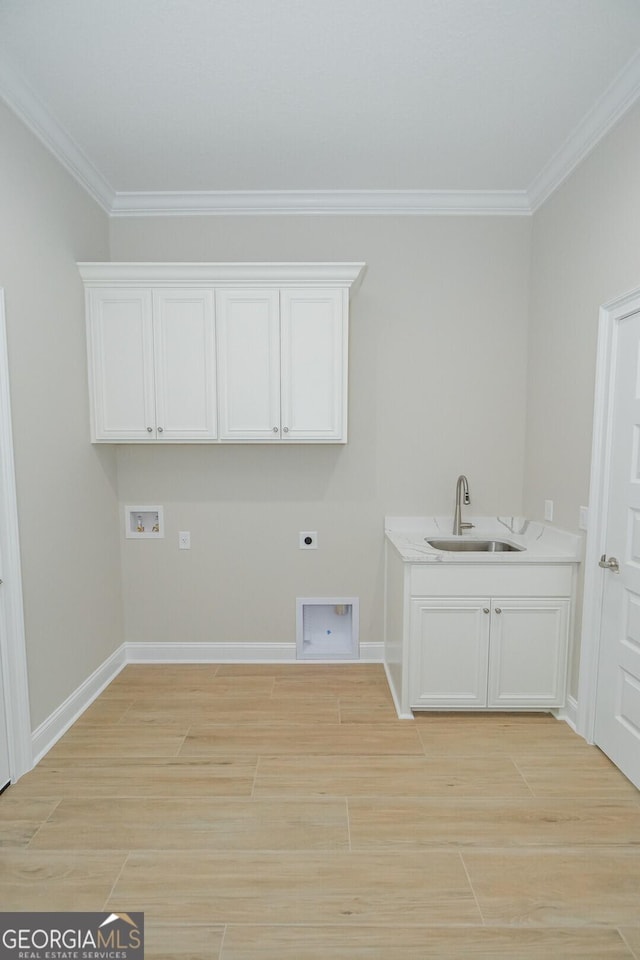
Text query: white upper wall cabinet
86 286 217 440
79 262 366 444
216 287 347 441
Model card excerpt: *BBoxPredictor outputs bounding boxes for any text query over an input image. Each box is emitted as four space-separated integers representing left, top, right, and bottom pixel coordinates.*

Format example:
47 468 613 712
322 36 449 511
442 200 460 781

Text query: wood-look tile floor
2 663 640 959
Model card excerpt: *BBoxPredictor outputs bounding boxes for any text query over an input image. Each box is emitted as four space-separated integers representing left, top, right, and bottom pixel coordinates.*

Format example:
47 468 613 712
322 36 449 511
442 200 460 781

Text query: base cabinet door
487 598 570 707
410 599 490 708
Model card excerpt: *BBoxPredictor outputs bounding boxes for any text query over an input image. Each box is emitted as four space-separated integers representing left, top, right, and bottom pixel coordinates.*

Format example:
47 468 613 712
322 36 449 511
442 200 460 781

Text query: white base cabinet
410 596 570 709
384 549 576 716
80 262 365 444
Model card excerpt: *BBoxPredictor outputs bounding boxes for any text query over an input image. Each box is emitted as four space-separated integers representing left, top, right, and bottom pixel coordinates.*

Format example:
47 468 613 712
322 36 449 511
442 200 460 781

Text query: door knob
599 554 620 573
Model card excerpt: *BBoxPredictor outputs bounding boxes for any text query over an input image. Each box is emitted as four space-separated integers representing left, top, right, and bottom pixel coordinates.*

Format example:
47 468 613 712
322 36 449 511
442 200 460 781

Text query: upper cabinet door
152 289 217 440
280 288 347 441
87 288 156 441
216 289 281 440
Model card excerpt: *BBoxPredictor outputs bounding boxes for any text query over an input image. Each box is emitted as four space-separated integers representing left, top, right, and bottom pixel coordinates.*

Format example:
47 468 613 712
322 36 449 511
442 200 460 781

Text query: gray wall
8 81 635 720
525 98 640 696
0 102 123 728
110 216 531 651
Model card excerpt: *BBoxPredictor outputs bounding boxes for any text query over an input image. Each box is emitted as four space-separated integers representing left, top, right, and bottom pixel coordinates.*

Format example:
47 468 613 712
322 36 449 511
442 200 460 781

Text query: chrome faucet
452 474 473 535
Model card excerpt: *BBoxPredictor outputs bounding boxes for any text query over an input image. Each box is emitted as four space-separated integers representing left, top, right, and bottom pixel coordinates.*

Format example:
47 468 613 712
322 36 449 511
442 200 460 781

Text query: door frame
0 289 32 780
577 284 640 743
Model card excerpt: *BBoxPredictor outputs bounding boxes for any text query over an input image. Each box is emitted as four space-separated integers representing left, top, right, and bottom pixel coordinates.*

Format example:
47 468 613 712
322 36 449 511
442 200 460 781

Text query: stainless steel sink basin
425 538 524 552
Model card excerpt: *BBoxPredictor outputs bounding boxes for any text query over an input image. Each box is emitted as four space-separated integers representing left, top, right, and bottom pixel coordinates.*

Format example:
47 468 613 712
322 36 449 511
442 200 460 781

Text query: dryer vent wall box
296 598 359 660
125 505 164 539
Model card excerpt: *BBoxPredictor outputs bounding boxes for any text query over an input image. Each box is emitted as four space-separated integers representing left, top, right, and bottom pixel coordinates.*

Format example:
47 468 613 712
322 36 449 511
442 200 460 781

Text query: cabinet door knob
146 426 153 433
283 426 289 433
158 427 164 433
273 426 279 433
494 607 502 614
483 608 490 614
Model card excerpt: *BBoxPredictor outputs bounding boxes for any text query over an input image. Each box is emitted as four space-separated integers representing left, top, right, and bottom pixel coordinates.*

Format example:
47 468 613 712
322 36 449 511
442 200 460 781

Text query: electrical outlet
544 500 554 522
299 531 318 549
179 531 191 550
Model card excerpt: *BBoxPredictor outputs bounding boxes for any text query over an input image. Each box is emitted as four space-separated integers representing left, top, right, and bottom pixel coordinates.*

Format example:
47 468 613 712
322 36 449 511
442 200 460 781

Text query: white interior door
0 585 10 791
0 289 32 786
593 307 640 788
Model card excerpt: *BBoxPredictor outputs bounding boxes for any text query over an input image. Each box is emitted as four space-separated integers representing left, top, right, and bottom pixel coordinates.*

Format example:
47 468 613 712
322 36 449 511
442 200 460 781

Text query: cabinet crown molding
77 262 367 294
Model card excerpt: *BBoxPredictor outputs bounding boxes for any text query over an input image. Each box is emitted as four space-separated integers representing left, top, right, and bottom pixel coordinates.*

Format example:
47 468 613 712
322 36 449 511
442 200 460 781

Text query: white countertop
385 516 583 564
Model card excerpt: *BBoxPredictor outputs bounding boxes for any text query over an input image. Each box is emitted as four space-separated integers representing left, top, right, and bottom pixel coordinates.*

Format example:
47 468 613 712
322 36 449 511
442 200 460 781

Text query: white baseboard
29 640 384 768
125 641 295 662
553 694 578 731
125 641 384 663
30 645 127 765
383 661 413 720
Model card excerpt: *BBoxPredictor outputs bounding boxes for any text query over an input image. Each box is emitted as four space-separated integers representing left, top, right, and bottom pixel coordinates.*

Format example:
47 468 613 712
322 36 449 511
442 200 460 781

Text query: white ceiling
2 0 640 215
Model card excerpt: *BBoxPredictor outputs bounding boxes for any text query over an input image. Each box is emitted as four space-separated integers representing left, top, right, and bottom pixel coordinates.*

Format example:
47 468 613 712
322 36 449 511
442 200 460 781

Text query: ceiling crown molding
528 48 640 212
0 57 115 213
109 188 531 217
2 46 640 218
77 260 367 292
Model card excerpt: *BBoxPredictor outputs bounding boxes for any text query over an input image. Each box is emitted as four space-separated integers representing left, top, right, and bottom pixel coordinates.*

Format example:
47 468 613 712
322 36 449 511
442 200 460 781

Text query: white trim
125 641 383 664
30 645 126 766
77 261 367 291
110 189 531 217
126 642 295 663
577 286 640 742
0 57 115 214
383 662 414 720
0 290 32 781
528 49 640 211
3 44 640 218
553 695 578 732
